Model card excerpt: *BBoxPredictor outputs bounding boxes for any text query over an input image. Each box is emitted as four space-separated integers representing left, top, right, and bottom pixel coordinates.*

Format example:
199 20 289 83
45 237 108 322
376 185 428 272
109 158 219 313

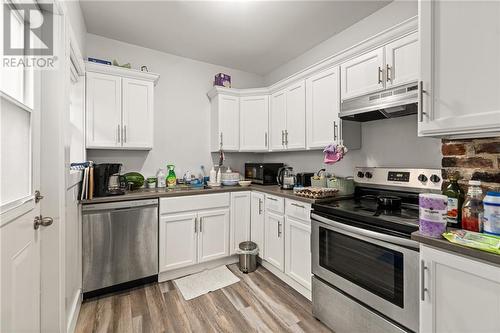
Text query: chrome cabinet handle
265 132 268 147
258 199 263 214
333 121 338 141
267 197 278 202
220 132 223 148
291 202 305 209
199 217 203 232
277 221 282 238
285 130 288 145
419 81 427 122
34 215 53 230
420 260 428 301
195 217 198 233
117 124 121 143
281 130 284 146
124 125 127 143
386 64 392 82
378 66 383 84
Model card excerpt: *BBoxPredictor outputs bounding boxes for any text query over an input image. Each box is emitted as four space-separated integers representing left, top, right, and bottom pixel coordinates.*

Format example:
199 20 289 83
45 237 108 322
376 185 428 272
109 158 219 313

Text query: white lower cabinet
198 209 230 263
159 212 197 272
420 245 500 333
230 192 251 254
264 210 285 271
284 216 311 290
250 192 265 256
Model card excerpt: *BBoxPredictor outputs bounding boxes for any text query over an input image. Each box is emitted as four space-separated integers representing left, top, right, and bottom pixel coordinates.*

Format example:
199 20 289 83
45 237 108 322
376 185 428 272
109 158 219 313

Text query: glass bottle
166 164 177 188
443 176 464 228
461 180 484 232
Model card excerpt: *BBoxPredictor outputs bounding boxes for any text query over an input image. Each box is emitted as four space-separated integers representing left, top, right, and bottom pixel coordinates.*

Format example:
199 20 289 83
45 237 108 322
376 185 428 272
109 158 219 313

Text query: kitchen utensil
277 166 296 190
238 180 251 187
377 195 402 209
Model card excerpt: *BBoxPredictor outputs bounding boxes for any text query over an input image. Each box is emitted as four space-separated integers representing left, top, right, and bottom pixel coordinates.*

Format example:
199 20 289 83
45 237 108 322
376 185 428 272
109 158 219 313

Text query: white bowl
239 180 252 187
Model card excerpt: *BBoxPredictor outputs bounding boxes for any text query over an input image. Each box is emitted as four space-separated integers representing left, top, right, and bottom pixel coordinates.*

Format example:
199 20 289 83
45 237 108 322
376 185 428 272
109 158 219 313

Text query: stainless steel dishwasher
82 199 158 296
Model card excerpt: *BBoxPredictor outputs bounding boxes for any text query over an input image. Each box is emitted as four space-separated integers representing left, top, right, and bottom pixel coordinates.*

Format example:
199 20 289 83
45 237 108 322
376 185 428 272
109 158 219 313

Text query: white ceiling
80 1 391 75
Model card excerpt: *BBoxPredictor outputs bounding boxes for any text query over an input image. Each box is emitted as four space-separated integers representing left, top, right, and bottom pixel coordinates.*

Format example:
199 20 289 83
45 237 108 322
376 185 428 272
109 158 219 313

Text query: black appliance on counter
244 163 284 185
93 163 126 197
296 172 314 187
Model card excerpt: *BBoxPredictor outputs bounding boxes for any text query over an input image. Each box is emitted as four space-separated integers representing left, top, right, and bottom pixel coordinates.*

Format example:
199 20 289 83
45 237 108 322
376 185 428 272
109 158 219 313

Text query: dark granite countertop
411 231 500 267
80 184 348 205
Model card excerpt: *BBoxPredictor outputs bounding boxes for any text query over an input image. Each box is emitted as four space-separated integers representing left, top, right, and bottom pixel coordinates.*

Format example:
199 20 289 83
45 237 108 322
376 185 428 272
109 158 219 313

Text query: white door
218 95 239 151
419 1 500 137
285 217 312 289
122 78 154 149
85 72 122 148
269 90 286 151
385 32 419 88
230 192 251 254
239 95 269 151
420 245 500 333
306 67 340 149
264 211 285 271
198 209 230 263
159 213 197 272
250 192 265 257
285 81 306 150
340 48 385 100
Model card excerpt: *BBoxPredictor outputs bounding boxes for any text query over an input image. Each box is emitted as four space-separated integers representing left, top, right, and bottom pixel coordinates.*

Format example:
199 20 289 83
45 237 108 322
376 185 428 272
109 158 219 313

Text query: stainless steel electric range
311 167 442 333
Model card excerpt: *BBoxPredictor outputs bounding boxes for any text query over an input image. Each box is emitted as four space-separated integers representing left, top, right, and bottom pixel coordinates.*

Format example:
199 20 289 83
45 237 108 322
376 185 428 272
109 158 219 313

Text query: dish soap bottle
461 180 484 232
166 164 177 188
443 176 464 228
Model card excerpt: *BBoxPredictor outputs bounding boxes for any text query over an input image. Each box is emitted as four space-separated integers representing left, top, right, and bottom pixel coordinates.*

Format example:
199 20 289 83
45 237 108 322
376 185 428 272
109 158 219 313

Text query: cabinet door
122 78 154 149
285 81 306 150
306 67 340 149
285 217 311 290
198 209 230 263
250 192 265 257
264 211 285 271
419 1 500 137
230 192 251 255
219 95 239 151
420 245 500 333
340 48 384 100
159 213 197 272
240 95 269 151
269 90 286 151
385 32 418 88
85 72 122 148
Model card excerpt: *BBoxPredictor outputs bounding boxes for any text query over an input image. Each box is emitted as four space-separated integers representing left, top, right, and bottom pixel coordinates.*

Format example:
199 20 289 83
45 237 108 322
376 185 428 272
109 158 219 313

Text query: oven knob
430 174 441 183
357 171 364 178
364 172 373 179
418 174 428 182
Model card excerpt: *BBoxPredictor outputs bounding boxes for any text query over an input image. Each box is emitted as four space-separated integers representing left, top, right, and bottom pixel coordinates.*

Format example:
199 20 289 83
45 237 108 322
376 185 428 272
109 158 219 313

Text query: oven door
311 213 419 332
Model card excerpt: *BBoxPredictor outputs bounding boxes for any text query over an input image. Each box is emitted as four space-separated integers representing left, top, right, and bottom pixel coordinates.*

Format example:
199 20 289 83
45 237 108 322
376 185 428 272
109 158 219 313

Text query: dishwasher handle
82 199 158 212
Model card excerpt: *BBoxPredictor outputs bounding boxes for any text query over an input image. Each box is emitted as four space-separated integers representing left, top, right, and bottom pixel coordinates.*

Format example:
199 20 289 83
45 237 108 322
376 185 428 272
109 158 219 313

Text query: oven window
319 227 404 307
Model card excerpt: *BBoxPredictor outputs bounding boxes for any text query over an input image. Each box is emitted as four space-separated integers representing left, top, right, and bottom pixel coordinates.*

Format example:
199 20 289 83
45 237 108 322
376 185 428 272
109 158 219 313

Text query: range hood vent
340 82 419 122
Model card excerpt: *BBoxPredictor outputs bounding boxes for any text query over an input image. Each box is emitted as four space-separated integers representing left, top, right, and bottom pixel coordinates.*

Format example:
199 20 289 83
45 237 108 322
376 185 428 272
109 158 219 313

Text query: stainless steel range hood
340 82 419 122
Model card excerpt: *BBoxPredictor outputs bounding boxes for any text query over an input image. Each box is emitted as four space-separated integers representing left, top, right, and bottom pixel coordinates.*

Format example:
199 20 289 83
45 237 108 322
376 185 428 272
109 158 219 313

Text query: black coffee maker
93 163 125 197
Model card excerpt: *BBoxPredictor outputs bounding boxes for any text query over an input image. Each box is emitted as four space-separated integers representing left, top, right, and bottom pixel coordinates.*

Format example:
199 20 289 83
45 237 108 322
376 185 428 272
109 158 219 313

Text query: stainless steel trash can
238 241 258 273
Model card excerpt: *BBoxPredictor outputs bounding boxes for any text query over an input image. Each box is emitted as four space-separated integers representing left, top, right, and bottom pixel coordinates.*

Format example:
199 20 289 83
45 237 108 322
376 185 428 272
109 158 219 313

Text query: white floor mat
174 265 240 301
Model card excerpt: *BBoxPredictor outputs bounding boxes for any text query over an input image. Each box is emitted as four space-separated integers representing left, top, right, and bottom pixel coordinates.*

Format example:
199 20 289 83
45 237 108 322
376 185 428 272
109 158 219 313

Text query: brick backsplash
441 137 500 191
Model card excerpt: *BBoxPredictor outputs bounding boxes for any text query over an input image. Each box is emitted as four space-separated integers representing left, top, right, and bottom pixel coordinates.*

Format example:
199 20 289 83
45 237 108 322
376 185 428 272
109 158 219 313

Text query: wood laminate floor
75 264 332 333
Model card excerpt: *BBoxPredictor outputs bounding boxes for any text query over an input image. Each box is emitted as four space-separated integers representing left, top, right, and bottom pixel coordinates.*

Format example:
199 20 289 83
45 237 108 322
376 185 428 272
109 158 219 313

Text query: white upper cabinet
385 32 419 88
419 1 500 137
340 48 384 100
269 90 287 151
285 81 306 150
240 95 269 151
86 72 122 148
210 94 239 152
85 62 159 150
306 67 341 149
122 78 154 149
269 80 306 151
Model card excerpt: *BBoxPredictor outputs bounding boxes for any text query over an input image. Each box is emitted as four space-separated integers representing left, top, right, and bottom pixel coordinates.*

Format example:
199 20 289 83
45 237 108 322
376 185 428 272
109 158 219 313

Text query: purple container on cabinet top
214 73 231 88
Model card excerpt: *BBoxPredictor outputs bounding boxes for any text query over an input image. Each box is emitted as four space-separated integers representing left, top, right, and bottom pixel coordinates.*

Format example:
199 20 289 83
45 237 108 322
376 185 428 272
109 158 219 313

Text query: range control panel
354 167 442 191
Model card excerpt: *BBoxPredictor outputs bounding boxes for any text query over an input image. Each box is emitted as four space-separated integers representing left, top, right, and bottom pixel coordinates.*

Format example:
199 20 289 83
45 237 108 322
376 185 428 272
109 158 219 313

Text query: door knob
34 215 53 230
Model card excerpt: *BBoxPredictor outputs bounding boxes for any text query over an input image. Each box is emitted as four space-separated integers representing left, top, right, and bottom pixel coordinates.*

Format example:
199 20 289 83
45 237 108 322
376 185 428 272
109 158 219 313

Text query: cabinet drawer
160 193 230 215
285 199 311 222
265 194 284 214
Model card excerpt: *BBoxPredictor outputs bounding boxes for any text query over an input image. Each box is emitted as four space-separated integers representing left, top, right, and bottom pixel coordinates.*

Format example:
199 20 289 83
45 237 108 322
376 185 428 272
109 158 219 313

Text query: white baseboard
260 260 312 300
67 289 82 333
158 255 239 282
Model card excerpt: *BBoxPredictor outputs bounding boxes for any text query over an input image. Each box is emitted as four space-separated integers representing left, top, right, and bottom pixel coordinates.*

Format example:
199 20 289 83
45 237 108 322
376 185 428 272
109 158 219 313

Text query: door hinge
35 190 44 203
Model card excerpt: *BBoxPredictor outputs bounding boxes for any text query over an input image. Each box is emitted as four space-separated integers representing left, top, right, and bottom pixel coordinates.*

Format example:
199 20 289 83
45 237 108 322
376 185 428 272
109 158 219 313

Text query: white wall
265 0 418 85
86 33 265 177
63 0 87 55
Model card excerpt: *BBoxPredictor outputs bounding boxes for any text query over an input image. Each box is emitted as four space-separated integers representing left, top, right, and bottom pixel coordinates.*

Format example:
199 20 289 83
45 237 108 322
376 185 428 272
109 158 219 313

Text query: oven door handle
311 213 419 249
